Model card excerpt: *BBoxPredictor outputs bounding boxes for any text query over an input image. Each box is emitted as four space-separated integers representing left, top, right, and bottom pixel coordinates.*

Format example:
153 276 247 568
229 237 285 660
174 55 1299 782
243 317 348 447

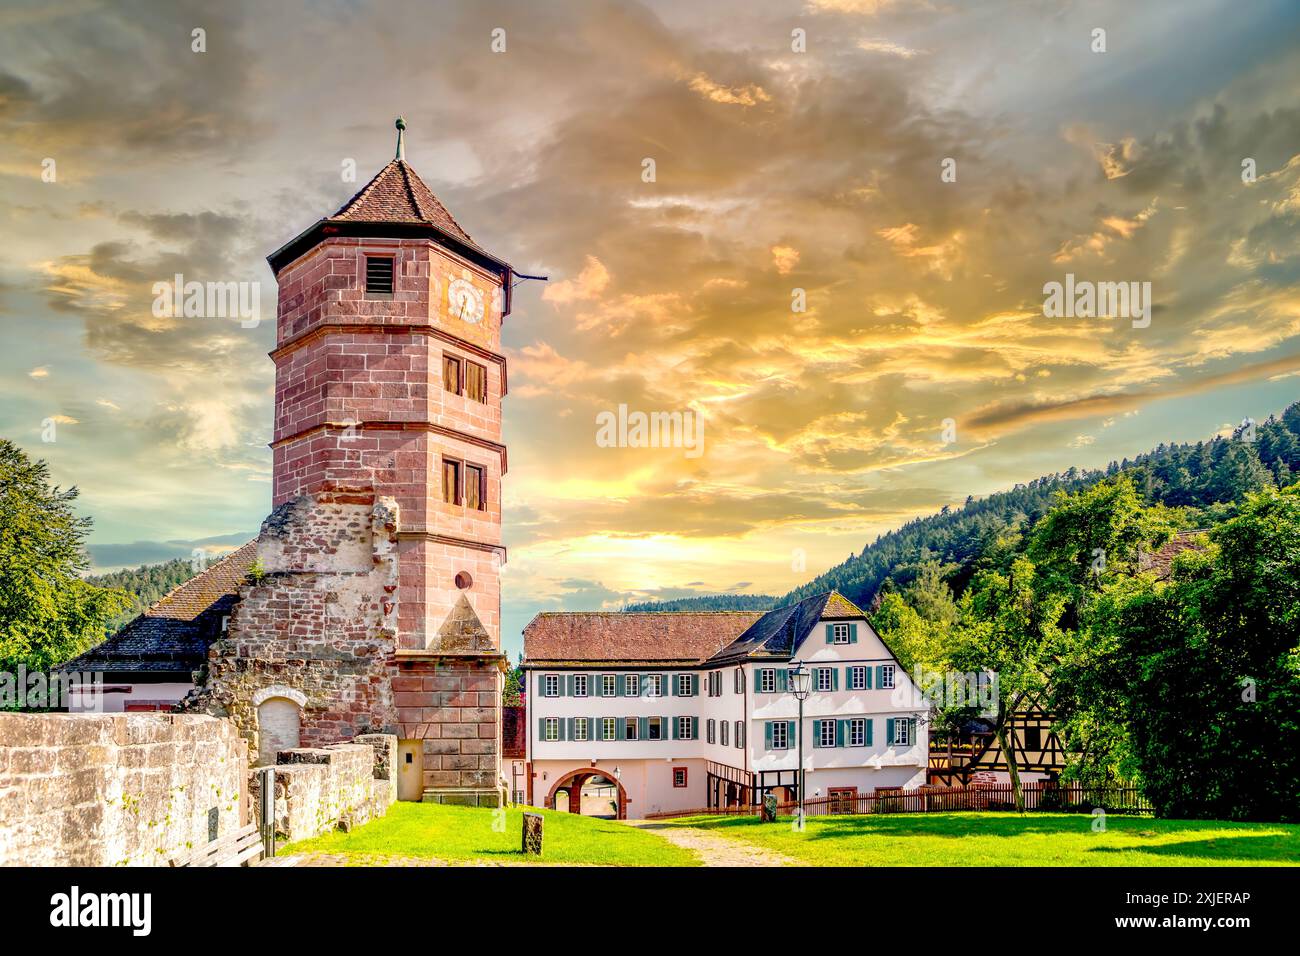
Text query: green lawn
282 802 698 866
666 812 1300 866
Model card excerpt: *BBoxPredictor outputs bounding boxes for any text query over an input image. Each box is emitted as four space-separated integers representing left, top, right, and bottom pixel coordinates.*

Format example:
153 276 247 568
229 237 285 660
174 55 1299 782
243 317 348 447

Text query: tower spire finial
395 116 406 161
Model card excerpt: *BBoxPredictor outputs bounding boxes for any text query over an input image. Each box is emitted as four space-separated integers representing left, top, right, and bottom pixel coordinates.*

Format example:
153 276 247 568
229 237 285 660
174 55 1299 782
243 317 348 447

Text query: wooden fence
644 783 1151 820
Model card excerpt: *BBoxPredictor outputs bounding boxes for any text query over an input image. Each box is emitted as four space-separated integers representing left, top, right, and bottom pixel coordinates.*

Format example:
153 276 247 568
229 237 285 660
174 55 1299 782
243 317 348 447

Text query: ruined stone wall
250 734 397 844
0 713 247 867
185 492 400 755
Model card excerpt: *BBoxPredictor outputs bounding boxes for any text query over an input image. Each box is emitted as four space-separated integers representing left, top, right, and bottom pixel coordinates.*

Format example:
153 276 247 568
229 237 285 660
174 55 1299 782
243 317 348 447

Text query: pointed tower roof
327 158 475 245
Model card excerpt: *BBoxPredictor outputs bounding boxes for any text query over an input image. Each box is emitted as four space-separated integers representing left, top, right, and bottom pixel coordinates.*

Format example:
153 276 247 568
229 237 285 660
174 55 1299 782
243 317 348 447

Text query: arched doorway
252 685 307 767
546 769 629 819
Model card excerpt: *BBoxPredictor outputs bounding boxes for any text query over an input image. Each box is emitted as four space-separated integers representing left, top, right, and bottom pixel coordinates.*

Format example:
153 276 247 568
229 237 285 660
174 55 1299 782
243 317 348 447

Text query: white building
522 590 929 818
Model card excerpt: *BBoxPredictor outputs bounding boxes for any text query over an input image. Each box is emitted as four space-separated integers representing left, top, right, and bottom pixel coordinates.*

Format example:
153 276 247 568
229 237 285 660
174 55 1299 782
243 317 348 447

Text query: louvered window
365 256 394 294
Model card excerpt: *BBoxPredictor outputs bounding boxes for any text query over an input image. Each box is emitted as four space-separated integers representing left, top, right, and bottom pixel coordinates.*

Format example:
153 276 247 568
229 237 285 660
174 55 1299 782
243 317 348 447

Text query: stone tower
192 121 513 806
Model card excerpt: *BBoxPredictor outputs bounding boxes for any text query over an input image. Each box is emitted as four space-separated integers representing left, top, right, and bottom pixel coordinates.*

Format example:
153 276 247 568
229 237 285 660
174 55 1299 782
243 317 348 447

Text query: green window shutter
850 623 858 643
639 716 649 740
866 718 874 746
764 721 773 749
788 721 796 747
538 717 546 739
909 718 918 744
866 666 873 689
832 668 840 691
593 717 602 741
691 674 699 696
812 720 821 748
616 718 625 741
691 717 698 740
875 665 884 688
593 675 602 697
825 624 834 644
672 718 679 740
666 673 675 696
754 670 763 693
642 675 652 696
777 669 789 692
886 718 896 745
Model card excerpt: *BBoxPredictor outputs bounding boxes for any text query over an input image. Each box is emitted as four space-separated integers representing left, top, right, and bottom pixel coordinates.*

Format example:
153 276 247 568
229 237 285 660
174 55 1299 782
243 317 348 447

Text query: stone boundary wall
0 713 248 867
252 733 397 844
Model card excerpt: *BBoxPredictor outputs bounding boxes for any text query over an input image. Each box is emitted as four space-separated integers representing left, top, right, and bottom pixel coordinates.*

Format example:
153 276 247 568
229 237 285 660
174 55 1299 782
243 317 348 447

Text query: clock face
448 278 485 325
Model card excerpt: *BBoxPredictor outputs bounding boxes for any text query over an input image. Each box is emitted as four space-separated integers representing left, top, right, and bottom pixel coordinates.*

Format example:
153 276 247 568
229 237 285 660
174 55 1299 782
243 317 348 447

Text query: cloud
856 38 922 58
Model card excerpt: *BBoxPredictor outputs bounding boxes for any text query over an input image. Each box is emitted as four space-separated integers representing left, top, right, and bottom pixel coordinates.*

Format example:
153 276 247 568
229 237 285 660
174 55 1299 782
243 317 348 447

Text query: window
442 355 462 394
849 666 867 690
364 255 394 294
880 664 896 689
624 674 639 696
624 717 639 740
464 360 487 403
573 674 588 698
707 671 721 697
1024 726 1042 751
818 720 837 748
672 767 688 788
647 674 663 697
602 674 617 697
832 622 850 644
706 718 716 744
676 674 694 697
464 464 486 511
543 674 559 697
760 669 776 693
543 718 559 741
735 721 744 749
602 717 617 741
770 721 789 750
647 717 663 740
734 669 744 694
442 458 461 505
574 718 588 742
677 716 694 740
721 721 729 747
893 718 911 746
816 667 833 692
849 718 867 747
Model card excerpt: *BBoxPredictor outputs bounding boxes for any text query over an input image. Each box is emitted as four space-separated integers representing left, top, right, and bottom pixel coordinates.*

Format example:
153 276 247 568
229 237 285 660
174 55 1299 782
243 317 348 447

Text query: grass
665 811 1300 867
281 801 699 866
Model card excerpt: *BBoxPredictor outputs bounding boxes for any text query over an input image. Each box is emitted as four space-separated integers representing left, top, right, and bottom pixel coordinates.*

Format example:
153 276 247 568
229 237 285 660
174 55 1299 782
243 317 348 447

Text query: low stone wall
252 733 397 844
0 713 248 867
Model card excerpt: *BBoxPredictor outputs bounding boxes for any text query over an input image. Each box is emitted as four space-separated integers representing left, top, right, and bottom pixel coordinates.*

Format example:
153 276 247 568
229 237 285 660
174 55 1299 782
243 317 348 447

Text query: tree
0 440 128 674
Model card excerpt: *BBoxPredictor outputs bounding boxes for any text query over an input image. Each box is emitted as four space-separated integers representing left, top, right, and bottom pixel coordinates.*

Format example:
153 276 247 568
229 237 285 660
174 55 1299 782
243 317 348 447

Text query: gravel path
624 820 795 867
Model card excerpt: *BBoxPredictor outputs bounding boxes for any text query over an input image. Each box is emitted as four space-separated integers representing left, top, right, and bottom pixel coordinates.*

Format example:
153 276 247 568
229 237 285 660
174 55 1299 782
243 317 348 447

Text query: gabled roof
523 611 764 666
707 590 866 665
328 158 474 245
60 541 258 675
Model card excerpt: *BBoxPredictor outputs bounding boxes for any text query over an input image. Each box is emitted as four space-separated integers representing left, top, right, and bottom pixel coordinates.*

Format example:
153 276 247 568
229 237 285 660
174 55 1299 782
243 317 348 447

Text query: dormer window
365 255 394 295
832 623 850 644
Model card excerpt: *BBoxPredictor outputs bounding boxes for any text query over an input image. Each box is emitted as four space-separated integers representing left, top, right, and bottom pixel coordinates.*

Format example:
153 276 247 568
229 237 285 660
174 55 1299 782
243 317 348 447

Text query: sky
2 0 1299 659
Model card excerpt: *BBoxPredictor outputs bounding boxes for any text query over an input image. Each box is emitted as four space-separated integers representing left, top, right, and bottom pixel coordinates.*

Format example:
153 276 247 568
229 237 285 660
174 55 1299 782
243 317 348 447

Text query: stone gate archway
546 769 629 820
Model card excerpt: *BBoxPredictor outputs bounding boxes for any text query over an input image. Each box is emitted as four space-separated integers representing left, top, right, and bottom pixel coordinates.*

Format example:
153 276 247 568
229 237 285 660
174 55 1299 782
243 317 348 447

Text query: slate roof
1137 530 1210 580
60 541 258 676
329 158 475 245
523 611 764 666
522 590 869 668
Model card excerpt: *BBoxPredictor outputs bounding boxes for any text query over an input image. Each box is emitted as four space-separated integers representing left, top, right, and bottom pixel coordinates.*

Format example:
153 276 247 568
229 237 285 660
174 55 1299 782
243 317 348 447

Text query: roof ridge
330 159 400 219
149 539 257 615
397 160 427 220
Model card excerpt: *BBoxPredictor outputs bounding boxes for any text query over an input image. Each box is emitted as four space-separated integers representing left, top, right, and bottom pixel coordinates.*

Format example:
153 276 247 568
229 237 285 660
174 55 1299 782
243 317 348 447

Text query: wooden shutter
787 721 796 746
615 717 626 741
465 360 486 402
691 674 699 696
825 624 834 644
886 718 896 744
832 668 840 691
565 718 574 741
849 623 858 644
812 720 822 748
592 717 602 741
739 722 746 749
875 665 884 688
754 670 763 693
537 718 546 739
764 722 773 749
465 464 484 511
836 720 846 748
666 673 675 696
691 717 698 740
866 666 873 689
442 459 460 505
639 717 649 740
866 718 874 746
563 675 573 696
908 718 918 744
777 669 789 692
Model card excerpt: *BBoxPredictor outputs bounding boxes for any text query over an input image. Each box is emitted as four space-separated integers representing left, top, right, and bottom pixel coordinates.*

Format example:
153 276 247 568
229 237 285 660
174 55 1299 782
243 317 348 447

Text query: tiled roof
523 611 764 666
1137 530 1210 580
708 591 868 664
60 541 258 675
329 159 474 245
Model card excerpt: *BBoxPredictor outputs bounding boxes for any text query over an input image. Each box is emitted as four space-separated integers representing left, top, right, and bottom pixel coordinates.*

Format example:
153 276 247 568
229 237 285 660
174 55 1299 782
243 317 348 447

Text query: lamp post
788 663 811 827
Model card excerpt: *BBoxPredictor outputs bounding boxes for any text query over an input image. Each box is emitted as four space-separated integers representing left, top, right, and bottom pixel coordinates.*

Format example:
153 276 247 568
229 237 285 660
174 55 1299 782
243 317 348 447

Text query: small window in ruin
442 458 461 505
365 255 395 294
443 355 462 394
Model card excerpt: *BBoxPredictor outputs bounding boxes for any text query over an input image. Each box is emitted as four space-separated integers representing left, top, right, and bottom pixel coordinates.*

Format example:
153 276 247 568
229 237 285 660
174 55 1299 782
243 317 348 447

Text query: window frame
543 674 559 698
735 720 744 749
771 721 789 750
818 720 836 748
677 716 693 740
624 717 639 741
574 717 588 741
721 720 729 747
760 668 776 693
734 668 744 694
893 718 911 746
543 717 559 741
364 254 395 296
676 674 693 697
672 767 688 788
602 717 617 741
647 716 663 740
881 663 896 689
442 354 463 395
816 667 833 692
832 622 850 644
706 718 716 744
602 674 617 697
849 718 866 747
624 674 639 696
572 674 588 698
849 665 866 690
647 674 663 697
441 457 461 506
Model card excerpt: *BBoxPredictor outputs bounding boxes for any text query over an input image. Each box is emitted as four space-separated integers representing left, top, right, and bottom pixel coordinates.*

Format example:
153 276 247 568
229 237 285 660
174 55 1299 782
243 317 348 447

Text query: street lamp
788 663 811 826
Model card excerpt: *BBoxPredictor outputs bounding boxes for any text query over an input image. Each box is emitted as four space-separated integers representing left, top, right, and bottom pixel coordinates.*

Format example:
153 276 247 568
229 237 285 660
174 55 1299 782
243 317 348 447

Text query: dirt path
624 820 795 867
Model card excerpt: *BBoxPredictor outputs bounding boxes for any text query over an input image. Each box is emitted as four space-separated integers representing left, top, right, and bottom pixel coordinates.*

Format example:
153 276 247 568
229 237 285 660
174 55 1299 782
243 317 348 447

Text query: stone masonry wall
185 492 401 754
0 713 247 867
250 734 397 844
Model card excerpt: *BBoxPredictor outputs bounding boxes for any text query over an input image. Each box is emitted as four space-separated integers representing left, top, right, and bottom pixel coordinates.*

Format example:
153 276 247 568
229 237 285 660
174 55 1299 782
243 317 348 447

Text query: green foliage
0 440 129 673
623 593 777 612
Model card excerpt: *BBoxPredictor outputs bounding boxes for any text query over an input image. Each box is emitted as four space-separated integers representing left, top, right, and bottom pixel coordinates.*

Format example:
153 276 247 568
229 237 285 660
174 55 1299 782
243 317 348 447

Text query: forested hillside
629 401 1300 613
86 557 196 633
